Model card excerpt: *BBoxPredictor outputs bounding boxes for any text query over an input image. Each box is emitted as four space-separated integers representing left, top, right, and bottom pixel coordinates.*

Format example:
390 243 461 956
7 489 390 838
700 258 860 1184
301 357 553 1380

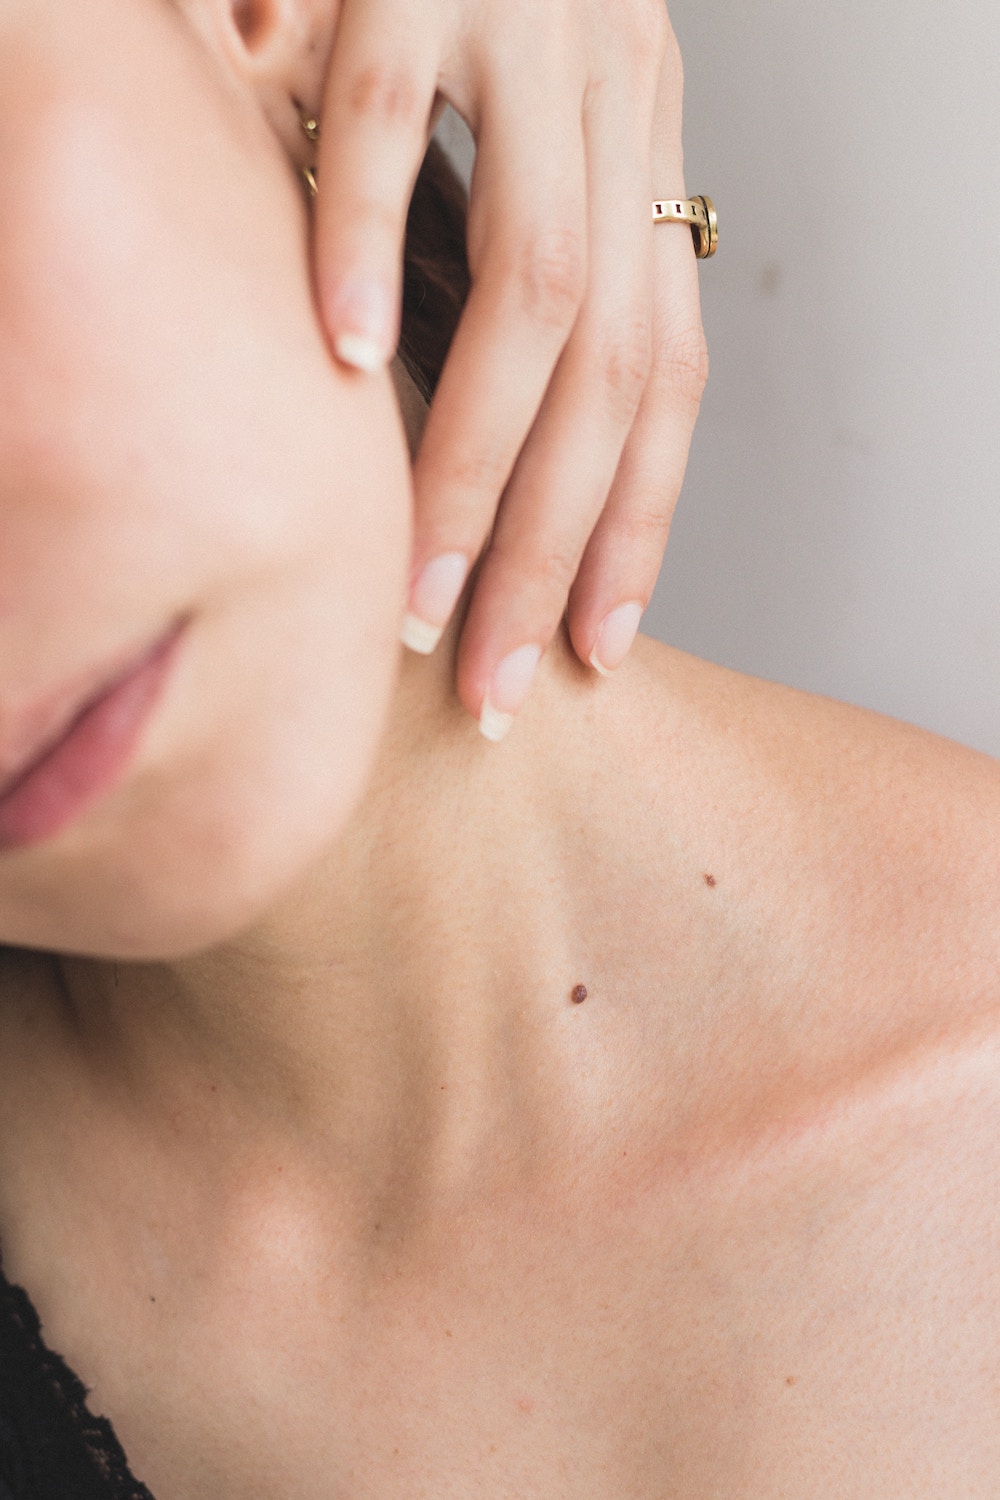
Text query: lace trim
0 1250 155 1499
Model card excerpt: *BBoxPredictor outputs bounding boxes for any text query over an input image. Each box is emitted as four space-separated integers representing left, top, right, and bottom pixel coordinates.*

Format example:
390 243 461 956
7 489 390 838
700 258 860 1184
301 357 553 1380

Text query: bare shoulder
632 631 1000 869
607 637 1000 1065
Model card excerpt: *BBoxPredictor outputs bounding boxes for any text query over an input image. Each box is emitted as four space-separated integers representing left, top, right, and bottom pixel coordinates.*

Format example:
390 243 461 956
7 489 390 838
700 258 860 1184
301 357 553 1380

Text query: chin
1 855 290 964
0 601 401 960
0 767 362 962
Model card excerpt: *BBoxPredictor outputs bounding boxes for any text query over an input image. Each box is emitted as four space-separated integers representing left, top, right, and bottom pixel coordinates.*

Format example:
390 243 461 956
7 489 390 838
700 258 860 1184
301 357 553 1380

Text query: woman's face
0 0 411 957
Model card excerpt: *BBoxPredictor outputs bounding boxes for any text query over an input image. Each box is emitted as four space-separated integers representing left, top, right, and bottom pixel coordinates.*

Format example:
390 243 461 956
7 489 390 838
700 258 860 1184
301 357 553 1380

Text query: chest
78 1045 1000 1500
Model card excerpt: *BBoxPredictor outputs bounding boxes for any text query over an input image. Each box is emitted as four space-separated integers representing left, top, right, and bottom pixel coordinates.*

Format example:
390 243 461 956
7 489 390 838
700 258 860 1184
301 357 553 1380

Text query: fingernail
328 278 393 372
401 553 469 655
479 644 542 744
589 601 643 676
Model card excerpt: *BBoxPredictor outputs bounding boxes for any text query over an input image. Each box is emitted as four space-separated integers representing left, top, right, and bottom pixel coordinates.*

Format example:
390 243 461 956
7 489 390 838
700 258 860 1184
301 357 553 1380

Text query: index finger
312 0 442 371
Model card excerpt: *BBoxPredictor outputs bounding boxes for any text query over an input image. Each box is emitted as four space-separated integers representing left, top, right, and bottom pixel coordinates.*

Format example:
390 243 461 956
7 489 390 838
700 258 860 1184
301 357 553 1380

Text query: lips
0 623 185 852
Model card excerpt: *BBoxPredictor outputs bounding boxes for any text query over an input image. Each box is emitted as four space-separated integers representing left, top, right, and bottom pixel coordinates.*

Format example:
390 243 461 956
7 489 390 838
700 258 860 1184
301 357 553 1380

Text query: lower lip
0 625 185 853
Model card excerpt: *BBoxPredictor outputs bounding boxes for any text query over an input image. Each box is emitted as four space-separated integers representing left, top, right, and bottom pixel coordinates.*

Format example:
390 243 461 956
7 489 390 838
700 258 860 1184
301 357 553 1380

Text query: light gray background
440 2 1000 755
652 0 1000 756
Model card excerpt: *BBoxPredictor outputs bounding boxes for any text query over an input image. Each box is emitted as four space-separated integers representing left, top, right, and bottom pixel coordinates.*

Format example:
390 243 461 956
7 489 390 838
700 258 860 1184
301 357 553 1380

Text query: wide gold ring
652 196 718 259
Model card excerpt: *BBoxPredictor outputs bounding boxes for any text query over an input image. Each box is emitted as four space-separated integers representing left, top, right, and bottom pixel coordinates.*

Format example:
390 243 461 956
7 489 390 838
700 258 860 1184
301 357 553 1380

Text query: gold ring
652 196 718 259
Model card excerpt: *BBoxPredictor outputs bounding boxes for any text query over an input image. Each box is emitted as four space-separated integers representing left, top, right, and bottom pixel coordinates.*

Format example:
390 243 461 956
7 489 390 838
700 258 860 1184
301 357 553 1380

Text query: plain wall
649 0 1000 755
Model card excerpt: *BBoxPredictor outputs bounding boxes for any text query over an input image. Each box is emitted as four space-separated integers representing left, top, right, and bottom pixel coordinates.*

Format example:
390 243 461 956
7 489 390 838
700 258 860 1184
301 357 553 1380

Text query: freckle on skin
785 1375 796 1386
704 873 717 887
571 983 588 1004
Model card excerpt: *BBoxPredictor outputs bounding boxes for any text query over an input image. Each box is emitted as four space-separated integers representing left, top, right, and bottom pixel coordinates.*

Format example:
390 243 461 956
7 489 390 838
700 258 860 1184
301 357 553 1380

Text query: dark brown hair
398 139 471 402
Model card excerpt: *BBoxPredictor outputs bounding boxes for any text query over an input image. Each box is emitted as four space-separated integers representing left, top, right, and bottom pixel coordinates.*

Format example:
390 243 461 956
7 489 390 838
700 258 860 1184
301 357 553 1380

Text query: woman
2 1 999 1497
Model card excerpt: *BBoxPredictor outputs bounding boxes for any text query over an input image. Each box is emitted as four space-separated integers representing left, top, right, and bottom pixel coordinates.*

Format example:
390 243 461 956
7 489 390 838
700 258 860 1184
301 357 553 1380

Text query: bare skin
2 615 1000 1498
1 2 998 1493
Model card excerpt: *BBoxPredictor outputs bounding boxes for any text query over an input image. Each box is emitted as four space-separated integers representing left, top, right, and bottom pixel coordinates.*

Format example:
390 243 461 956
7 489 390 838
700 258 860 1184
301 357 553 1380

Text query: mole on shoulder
704 873 717 888
571 983 588 1004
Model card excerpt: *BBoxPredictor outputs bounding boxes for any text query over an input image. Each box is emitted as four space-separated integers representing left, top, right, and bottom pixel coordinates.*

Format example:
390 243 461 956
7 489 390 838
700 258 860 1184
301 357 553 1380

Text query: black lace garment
0 1251 154 1500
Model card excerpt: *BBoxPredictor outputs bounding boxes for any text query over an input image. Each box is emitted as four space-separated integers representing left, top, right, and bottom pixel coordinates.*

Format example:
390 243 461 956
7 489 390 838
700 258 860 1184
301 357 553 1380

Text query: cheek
0 102 410 726
0 323 410 957
0 29 413 957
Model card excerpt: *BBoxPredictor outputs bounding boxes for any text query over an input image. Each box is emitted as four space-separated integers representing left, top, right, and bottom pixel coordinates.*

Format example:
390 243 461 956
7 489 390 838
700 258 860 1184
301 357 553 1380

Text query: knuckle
340 193 399 239
623 0 671 69
442 448 510 503
621 494 676 548
491 533 580 595
526 539 581 592
345 64 421 125
654 326 709 412
513 228 586 330
598 318 652 424
647 6 672 63
659 15 683 76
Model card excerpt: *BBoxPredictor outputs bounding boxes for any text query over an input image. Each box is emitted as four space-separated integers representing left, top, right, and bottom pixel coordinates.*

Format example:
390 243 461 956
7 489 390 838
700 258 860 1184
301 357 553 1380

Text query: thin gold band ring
652 196 718 259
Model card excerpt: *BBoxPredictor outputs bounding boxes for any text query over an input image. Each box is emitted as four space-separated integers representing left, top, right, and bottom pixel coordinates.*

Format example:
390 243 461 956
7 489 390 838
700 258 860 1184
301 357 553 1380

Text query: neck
54 619 617 1197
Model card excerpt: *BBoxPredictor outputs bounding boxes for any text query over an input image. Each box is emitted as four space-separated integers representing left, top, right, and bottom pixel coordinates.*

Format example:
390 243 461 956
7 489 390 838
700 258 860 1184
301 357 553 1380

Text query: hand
312 0 708 737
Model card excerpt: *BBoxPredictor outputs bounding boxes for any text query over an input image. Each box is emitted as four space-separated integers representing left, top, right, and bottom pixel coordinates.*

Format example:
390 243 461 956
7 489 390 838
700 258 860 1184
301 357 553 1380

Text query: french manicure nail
401 553 469 655
328 278 393 372
479 644 542 744
335 332 386 373
589 601 643 676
